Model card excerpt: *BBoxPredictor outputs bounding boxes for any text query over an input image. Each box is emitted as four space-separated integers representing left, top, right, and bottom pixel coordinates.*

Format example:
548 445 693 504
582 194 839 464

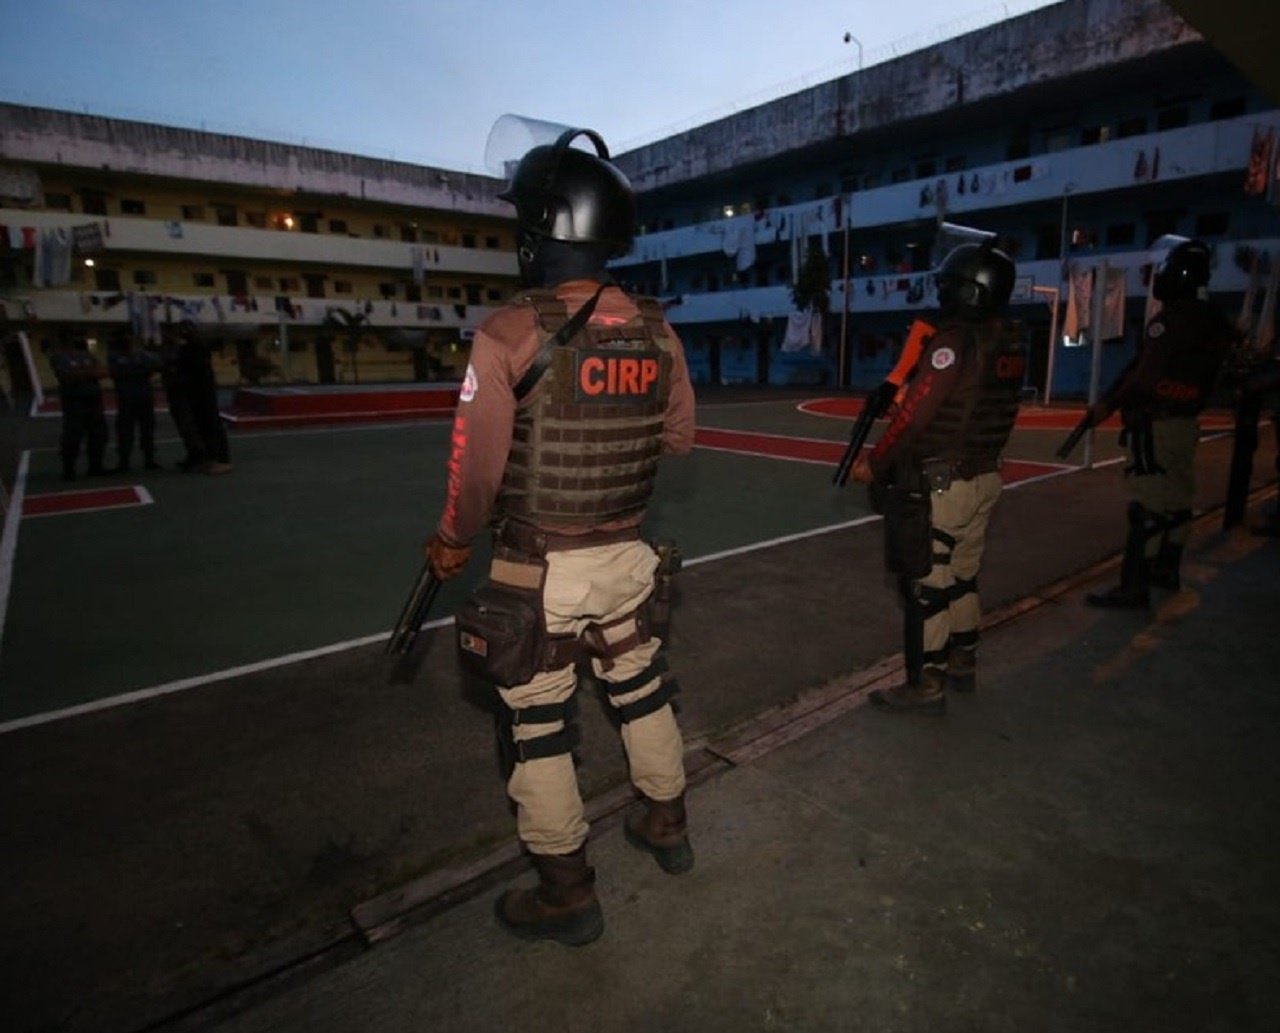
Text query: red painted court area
798 397 1234 431
23 485 151 518
693 427 1063 485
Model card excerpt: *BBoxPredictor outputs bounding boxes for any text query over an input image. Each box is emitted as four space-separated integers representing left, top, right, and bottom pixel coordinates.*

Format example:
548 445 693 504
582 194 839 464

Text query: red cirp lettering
578 355 661 397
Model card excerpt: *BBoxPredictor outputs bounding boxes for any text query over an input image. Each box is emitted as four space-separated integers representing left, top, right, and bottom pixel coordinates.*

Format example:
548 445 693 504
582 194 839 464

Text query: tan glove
424 533 471 581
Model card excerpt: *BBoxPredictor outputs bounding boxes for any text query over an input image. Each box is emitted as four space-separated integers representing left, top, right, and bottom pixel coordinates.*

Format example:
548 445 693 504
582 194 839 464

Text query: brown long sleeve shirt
436 280 696 546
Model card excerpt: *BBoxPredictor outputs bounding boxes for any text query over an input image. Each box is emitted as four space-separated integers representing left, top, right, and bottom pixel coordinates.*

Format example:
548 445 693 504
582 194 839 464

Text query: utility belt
455 528 681 687
496 520 641 556
919 455 998 490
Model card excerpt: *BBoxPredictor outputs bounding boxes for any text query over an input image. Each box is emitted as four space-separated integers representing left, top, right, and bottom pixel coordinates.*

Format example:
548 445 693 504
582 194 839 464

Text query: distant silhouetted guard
1082 239 1234 608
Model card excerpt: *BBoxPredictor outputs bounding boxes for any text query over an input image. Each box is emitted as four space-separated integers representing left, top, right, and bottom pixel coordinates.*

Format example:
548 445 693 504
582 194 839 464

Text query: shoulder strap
513 284 608 402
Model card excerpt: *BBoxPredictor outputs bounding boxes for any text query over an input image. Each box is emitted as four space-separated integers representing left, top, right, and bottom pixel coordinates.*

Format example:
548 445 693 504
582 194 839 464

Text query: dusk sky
2 0 1062 174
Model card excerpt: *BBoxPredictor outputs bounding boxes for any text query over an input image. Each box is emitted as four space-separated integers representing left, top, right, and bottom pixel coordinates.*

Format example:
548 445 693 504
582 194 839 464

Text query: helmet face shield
484 113 636 258
1152 239 1212 301
934 243 1016 319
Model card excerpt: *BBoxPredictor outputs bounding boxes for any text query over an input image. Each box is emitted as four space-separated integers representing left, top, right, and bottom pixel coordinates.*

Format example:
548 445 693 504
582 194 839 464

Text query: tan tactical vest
912 319 1028 469
496 288 677 526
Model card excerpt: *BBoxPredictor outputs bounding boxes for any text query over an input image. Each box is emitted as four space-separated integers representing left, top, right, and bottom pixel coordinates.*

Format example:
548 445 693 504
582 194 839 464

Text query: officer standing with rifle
850 243 1026 713
1068 240 1233 607
421 121 696 946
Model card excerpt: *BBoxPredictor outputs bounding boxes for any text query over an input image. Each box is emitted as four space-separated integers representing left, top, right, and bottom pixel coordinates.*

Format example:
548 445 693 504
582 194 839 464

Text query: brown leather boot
870 666 947 714
625 792 694 874
946 646 977 694
494 846 604 946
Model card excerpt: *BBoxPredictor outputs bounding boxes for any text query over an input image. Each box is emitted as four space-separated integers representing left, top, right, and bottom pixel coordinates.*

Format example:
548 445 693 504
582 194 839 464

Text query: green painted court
0 394 1150 727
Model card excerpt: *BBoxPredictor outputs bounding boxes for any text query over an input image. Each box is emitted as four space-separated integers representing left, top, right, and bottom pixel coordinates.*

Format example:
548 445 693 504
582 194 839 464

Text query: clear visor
484 113 578 181
1148 233 1192 269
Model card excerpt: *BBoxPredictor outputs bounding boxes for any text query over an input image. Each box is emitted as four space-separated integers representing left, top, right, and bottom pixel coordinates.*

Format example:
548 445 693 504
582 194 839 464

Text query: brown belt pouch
456 552 569 687
882 467 933 579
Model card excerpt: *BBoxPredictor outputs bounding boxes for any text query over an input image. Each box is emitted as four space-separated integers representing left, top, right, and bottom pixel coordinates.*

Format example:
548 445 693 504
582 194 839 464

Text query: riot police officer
1085 239 1234 607
107 331 162 472
423 126 696 946
50 334 109 480
851 243 1026 712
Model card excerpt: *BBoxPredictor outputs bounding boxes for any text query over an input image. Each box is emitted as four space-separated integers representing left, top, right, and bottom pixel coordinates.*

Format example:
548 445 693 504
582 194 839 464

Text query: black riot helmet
500 128 637 262
1152 239 1212 301
933 242 1016 319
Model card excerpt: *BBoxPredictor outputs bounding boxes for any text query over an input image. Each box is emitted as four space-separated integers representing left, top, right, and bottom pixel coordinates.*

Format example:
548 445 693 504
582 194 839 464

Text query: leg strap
950 576 978 601
581 607 651 672
509 699 579 762
913 582 951 619
931 527 956 565
602 656 677 724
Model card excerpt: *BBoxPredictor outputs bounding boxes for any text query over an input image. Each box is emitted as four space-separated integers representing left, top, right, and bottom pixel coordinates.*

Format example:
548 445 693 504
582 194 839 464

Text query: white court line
693 443 837 468
0 617 455 735
0 451 31 673
0 429 1235 735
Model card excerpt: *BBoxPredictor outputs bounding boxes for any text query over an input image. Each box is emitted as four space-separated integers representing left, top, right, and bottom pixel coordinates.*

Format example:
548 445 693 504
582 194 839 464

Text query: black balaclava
518 233 614 289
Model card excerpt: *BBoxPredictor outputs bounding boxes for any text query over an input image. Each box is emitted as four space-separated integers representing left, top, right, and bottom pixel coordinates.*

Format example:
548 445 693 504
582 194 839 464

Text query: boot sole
624 824 695 874
869 691 946 715
493 893 604 947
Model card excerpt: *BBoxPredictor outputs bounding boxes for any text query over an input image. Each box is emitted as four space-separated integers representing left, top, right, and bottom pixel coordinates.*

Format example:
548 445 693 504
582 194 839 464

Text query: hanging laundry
71 222 104 255
781 309 813 352
1101 267 1126 340
411 245 426 284
735 223 756 273
1149 147 1160 181
1064 265 1093 338
1245 127 1274 196
1133 150 1148 181
165 221 184 239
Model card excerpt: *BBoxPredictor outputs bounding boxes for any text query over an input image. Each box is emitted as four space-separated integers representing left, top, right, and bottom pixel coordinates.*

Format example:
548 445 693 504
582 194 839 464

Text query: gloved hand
424 533 471 580
850 455 875 485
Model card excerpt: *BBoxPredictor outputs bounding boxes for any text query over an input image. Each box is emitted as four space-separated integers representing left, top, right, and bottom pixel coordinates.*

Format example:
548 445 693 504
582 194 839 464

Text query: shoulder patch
1148 320 1166 339
459 362 478 403
931 346 957 370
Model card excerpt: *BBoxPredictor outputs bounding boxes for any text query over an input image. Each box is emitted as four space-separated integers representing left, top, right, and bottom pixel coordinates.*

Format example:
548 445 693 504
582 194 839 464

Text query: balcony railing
0 207 518 276
615 112 1280 271
2 288 496 334
657 237 1280 324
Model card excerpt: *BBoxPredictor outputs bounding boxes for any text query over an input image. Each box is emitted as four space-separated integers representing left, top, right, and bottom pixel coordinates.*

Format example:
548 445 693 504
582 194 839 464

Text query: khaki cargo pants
498 539 685 856
916 471 1003 671
1127 416 1198 556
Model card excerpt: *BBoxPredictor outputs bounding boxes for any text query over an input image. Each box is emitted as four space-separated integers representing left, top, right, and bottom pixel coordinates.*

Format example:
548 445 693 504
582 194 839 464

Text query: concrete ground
2 408 1277 1033
207 499 1280 1033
